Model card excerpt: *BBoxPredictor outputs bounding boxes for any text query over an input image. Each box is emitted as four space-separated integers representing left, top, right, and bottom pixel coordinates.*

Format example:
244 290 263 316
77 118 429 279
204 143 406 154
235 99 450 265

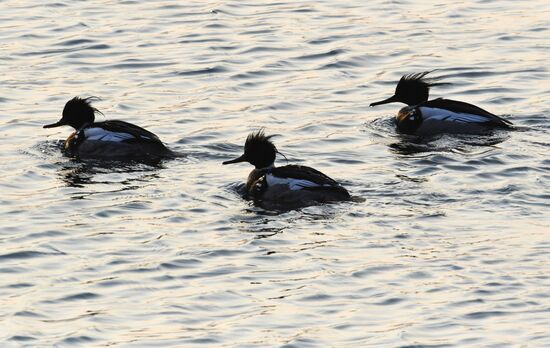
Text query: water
1 0 549 346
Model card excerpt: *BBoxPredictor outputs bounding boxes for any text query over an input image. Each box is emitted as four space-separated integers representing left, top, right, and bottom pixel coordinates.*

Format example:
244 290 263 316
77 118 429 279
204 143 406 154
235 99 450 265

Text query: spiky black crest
63 96 103 117
396 71 449 105
245 130 276 153
222 129 281 168
370 70 448 107
244 129 277 168
59 96 103 129
397 71 446 93
44 96 105 130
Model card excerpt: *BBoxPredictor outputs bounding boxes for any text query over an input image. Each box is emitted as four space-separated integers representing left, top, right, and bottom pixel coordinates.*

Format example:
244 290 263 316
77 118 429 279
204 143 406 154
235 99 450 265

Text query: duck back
246 165 350 209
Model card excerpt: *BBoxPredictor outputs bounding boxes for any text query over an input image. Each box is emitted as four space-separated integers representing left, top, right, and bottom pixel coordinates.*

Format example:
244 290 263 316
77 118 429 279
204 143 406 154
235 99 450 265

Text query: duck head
223 130 277 169
44 96 102 130
370 71 444 107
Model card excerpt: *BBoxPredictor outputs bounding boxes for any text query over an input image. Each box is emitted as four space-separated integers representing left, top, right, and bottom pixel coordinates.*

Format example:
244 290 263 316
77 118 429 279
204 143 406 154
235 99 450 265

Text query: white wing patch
266 174 322 191
83 127 136 142
419 107 490 123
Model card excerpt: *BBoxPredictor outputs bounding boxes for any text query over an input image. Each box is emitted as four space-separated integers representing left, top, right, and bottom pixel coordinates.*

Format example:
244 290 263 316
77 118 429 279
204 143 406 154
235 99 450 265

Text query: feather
270 165 341 188
92 120 163 142
420 99 511 126
83 127 136 142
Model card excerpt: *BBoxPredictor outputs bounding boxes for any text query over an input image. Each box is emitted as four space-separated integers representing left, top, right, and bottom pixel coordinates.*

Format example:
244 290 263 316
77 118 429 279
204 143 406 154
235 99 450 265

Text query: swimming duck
223 130 351 210
370 71 512 135
44 97 171 159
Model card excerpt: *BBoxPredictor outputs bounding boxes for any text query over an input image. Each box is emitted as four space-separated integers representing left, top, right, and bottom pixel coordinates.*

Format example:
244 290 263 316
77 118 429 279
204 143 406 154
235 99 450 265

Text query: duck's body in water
223 130 351 210
370 71 512 135
44 97 173 160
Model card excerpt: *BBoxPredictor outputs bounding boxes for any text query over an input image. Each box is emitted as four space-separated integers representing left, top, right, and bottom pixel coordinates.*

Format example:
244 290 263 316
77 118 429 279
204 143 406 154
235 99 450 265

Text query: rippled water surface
1 1 549 346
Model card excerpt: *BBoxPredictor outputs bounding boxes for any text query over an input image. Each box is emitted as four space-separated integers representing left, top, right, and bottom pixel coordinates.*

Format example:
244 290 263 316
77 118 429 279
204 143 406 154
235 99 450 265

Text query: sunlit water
1 1 549 346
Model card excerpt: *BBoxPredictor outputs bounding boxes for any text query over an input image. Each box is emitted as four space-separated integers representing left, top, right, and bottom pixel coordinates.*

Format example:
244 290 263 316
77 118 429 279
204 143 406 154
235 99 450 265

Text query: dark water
1 1 549 346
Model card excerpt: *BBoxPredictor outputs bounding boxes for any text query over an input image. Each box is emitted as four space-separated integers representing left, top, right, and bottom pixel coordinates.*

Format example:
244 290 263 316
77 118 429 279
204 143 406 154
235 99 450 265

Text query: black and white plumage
370 71 512 135
223 130 350 209
44 97 171 159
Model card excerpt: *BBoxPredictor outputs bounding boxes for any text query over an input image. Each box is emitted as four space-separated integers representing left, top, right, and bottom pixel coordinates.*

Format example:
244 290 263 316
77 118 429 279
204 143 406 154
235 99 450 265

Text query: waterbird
370 71 512 135
43 97 172 160
222 130 351 210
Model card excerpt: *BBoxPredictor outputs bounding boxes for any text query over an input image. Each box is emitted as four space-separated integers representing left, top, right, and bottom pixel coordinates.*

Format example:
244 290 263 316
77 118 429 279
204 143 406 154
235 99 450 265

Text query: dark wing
94 120 163 143
422 98 512 126
271 165 341 187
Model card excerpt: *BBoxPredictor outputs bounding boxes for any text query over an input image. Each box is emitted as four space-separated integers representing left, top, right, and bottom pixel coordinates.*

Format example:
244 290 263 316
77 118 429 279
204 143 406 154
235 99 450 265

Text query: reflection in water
56 157 164 191
234 199 348 242
57 161 94 187
389 131 510 156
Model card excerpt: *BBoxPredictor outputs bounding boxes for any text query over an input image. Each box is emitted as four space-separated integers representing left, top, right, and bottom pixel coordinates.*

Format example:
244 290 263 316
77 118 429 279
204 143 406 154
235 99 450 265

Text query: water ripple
1 0 549 347
176 66 230 76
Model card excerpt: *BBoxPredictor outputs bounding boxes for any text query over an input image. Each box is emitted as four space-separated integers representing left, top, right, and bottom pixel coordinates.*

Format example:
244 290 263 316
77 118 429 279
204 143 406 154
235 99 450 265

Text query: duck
370 71 513 135
43 96 172 160
222 130 351 210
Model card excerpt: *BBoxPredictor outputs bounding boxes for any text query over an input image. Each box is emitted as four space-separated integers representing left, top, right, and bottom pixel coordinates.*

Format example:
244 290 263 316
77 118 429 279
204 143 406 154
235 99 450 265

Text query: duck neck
258 163 275 170
252 162 275 171
76 121 93 133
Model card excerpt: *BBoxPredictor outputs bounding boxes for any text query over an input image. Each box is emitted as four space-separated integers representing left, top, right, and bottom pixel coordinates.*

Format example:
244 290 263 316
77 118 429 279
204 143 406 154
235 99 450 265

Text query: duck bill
370 95 399 107
222 154 247 165
43 120 65 128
